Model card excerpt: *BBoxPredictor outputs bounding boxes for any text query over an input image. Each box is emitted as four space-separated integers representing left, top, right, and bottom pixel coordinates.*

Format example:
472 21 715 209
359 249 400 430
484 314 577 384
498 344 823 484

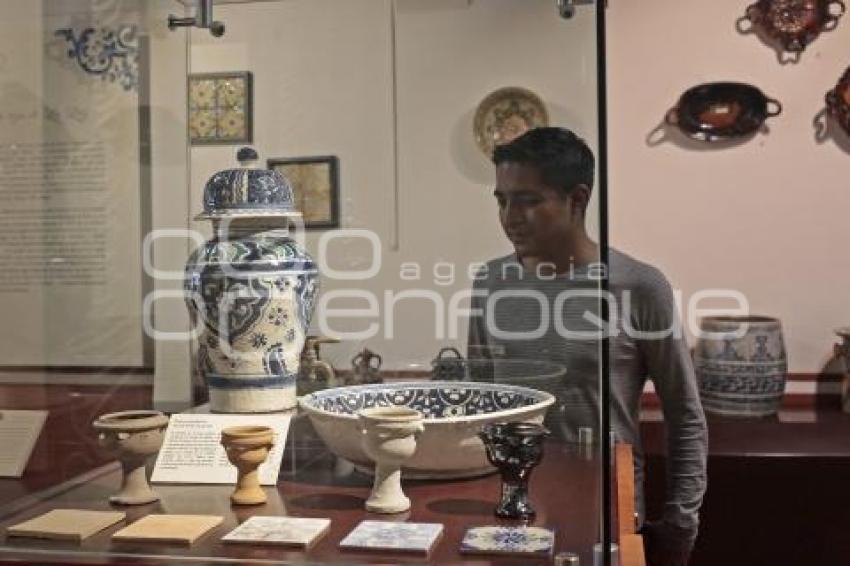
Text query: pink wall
608 0 850 373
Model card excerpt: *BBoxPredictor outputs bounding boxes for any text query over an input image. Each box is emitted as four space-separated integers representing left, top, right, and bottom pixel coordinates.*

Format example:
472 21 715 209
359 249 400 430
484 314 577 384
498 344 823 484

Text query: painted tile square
189 79 216 109
217 78 247 107
460 525 555 556
222 516 330 547
189 109 217 139
339 520 443 554
217 107 246 139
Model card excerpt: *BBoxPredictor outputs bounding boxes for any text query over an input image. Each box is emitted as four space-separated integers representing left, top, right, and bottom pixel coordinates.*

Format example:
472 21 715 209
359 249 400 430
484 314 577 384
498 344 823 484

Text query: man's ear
569 184 591 215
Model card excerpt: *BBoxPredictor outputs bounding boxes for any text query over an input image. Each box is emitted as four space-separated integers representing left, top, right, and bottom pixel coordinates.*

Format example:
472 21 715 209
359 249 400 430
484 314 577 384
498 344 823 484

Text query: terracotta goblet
359 407 424 514
479 421 550 520
92 410 169 505
221 425 275 505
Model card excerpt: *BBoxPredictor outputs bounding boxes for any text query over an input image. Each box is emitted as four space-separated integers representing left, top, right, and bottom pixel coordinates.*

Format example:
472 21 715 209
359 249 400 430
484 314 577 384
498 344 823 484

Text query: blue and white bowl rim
298 380 555 423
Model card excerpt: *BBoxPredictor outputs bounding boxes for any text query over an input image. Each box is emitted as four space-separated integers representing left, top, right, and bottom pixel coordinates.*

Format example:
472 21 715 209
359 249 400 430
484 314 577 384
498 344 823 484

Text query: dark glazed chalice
479 422 550 520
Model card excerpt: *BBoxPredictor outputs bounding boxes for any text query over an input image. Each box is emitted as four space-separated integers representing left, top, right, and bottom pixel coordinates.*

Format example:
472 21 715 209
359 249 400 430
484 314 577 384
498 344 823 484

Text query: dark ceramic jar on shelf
184 147 319 413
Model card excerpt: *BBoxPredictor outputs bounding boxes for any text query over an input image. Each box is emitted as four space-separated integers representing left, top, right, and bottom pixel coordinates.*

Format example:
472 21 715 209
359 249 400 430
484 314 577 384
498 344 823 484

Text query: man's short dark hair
492 127 595 195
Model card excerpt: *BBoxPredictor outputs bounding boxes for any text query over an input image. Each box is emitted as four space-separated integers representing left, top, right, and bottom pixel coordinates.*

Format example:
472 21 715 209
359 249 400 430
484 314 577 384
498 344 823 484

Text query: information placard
151 414 290 485
0 410 47 478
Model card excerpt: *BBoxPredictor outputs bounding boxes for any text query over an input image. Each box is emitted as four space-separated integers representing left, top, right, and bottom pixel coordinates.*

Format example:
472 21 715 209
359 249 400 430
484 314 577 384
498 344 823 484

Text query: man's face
494 162 574 260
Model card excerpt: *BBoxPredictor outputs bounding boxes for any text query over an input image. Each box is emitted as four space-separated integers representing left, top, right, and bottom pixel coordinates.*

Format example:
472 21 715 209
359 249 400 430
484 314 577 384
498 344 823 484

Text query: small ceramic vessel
350 348 383 385
479 421 549 520
221 425 275 505
359 407 423 514
694 315 788 417
834 327 850 367
430 347 466 381
834 328 850 413
92 410 169 505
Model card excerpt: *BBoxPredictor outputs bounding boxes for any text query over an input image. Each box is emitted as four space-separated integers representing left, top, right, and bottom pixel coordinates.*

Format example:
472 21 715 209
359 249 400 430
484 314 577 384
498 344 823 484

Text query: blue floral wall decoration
55 25 139 92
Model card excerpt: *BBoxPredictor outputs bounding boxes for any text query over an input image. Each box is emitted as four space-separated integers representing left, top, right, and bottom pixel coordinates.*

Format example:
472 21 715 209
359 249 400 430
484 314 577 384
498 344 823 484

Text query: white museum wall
189 0 599 369
608 0 850 374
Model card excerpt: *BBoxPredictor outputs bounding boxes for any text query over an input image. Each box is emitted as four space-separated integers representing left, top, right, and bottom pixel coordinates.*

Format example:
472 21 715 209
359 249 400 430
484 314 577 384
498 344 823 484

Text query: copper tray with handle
826 66 850 136
666 82 782 142
742 0 845 55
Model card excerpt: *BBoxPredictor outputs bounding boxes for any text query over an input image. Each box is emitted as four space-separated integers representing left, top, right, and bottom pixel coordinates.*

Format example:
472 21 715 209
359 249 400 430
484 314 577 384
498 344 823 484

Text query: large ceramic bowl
299 381 554 479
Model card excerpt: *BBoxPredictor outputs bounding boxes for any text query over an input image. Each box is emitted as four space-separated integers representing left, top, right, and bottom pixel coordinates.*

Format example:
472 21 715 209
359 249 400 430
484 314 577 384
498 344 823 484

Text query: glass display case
0 1 639 565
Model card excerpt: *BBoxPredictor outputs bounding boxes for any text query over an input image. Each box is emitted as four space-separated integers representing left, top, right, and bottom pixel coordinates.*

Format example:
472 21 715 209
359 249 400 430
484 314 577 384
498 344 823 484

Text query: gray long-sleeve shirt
467 249 708 536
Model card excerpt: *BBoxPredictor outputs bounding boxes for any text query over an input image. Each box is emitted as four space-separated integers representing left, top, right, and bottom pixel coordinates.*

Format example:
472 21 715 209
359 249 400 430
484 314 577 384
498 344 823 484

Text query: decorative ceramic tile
111 514 223 545
188 72 252 145
217 78 246 107
218 108 246 139
7 509 126 542
460 526 555 557
189 79 216 109
189 109 217 139
222 516 330 547
339 520 443 554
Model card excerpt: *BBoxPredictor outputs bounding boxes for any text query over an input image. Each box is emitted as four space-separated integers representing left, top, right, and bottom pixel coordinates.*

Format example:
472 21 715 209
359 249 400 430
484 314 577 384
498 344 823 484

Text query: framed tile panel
189 71 253 145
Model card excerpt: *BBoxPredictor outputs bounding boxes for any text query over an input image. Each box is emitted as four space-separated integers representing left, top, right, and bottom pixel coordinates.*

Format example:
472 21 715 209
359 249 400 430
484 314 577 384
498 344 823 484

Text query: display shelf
0 415 614 565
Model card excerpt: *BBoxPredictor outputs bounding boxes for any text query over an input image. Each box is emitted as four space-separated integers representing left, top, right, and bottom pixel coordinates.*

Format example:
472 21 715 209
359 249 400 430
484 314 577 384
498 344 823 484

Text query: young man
467 127 708 566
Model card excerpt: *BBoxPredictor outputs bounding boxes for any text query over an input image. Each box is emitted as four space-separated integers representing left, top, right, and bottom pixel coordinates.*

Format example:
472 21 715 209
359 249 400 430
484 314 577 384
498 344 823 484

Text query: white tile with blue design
460 525 556 556
339 520 443 554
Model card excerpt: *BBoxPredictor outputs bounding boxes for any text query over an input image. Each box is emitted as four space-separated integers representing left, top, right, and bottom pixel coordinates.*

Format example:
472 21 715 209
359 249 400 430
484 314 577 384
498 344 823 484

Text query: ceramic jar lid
196 147 302 221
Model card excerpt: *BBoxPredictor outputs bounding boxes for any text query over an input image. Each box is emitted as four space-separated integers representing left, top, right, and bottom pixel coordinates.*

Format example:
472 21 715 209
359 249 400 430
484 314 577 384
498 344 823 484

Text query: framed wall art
188 71 253 145
267 155 340 229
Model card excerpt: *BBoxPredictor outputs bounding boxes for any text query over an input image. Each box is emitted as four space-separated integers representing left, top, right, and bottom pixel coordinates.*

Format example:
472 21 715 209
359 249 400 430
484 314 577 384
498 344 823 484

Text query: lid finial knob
236 147 259 167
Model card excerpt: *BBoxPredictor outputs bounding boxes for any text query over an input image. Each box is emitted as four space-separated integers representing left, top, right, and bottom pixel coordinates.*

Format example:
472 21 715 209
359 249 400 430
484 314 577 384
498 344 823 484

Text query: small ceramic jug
351 348 383 385
430 347 467 381
359 407 423 514
221 425 275 505
93 410 169 505
299 335 339 386
834 328 850 413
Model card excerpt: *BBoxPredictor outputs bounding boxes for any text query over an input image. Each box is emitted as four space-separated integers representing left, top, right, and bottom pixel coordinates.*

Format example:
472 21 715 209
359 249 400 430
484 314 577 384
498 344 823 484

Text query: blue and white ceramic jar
694 315 787 417
185 148 319 413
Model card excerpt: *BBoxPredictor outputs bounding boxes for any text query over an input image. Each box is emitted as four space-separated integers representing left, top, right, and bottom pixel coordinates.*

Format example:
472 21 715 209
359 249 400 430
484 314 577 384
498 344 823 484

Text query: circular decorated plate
473 87 549 157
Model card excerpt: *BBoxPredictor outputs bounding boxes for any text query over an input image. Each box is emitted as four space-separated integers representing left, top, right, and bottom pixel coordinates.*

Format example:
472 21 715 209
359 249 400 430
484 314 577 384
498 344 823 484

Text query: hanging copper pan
743 0 845 55
665 82 783 142
826 66 850 136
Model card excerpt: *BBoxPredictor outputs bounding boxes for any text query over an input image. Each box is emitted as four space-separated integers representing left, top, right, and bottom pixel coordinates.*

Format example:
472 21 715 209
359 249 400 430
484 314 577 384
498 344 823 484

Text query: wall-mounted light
169 0 225 38
556 0 597 20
